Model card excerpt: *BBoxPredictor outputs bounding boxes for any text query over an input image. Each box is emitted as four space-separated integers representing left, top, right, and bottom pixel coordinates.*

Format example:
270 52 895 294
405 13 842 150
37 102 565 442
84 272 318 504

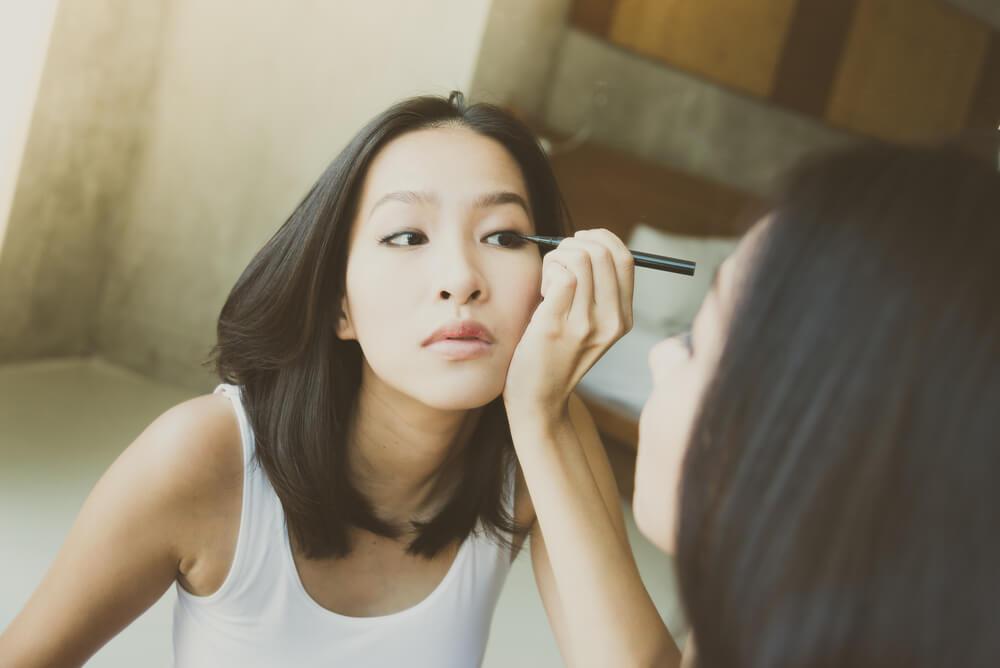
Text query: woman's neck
347 368 483 524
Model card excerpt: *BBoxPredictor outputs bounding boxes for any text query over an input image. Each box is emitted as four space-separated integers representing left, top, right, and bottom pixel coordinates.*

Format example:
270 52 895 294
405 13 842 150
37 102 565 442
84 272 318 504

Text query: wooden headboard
549 141 763 241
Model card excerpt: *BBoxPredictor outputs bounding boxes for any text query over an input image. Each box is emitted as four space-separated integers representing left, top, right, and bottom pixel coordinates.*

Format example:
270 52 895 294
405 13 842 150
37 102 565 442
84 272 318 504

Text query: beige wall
1 0 493 389
0 0 167 362
470 0 572 119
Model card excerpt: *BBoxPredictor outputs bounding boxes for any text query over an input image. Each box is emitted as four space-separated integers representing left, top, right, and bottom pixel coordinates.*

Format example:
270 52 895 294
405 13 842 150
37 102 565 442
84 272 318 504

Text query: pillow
627 224 741 336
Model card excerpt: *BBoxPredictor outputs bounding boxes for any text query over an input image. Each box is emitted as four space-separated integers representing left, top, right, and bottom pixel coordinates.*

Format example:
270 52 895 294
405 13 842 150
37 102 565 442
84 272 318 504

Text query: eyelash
378 229 527 249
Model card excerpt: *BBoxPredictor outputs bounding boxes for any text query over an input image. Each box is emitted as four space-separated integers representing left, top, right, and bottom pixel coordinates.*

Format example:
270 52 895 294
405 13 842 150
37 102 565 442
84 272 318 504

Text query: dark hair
210 92 570 559
676 140 1000 666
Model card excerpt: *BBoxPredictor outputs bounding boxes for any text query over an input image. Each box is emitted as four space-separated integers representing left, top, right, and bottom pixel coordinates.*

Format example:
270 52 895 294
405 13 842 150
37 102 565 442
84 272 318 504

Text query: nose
435 241 487 305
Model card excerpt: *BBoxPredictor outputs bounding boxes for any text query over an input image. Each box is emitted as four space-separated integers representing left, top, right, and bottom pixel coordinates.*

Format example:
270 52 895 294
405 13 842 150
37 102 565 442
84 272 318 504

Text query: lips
423 320 495 361
422 320 494 346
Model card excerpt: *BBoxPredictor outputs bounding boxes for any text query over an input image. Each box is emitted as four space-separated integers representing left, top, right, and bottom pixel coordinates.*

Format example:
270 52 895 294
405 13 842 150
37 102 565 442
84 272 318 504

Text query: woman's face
337 125 543 411
633 223 763 553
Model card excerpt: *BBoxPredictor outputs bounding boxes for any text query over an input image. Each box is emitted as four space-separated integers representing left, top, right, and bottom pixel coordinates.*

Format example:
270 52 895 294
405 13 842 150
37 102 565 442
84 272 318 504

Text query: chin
417 383 503 411
402 362 507 410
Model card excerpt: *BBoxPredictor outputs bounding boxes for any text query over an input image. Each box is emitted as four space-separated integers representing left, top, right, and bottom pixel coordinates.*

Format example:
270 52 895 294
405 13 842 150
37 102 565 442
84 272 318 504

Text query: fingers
535 260 576 323
576 228 634 332
558 237 615 329
515 229 635 406
541 229 633 341
543 239 594 324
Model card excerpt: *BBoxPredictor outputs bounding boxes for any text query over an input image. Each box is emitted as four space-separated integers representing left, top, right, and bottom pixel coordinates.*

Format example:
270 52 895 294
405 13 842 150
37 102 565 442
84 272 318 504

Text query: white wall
0 0 60 248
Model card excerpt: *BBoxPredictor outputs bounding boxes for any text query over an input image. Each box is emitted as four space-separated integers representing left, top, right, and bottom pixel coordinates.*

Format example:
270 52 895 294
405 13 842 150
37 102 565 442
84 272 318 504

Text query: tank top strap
213 383 255 468
183 384 285 606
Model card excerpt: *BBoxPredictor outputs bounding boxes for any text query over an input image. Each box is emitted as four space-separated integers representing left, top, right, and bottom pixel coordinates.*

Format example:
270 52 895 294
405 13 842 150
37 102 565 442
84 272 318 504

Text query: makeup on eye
378 229 427 247
377 228 530 249
482 230 528 248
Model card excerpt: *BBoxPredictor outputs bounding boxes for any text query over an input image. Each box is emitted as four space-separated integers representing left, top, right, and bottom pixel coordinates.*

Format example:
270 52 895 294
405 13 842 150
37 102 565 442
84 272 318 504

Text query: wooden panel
771 0 859 116
827 0 991 143
568 0 619 38
966 33 1000 129
607 0 799 97
549 142 761 243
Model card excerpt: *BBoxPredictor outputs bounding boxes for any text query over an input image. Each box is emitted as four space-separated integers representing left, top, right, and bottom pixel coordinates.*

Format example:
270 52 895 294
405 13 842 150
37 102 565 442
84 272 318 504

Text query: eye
482 230 527 249
379 230 428 247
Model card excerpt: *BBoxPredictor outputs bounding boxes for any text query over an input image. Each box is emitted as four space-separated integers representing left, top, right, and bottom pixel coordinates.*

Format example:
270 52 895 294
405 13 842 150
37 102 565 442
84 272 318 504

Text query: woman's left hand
503 228 634 425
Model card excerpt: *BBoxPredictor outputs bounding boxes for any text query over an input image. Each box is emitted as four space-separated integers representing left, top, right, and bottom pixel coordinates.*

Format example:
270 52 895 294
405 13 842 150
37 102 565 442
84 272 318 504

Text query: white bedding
578 322 672 419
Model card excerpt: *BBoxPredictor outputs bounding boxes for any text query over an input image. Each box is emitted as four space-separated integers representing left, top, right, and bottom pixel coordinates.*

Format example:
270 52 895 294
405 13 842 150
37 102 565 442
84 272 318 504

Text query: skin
633 222 764 554
334 125 543 524
0 125 678 667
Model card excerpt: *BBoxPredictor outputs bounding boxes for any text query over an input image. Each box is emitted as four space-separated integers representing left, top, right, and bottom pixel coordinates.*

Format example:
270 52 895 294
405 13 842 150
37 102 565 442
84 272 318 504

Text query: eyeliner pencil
518 234 696 276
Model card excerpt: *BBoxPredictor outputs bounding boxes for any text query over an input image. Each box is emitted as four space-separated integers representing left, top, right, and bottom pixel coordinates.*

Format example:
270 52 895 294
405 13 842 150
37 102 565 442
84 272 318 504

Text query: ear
334 296 356 341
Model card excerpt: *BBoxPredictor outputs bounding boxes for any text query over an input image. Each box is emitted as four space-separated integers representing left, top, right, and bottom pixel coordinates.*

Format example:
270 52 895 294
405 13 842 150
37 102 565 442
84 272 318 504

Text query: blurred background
1 0 997 665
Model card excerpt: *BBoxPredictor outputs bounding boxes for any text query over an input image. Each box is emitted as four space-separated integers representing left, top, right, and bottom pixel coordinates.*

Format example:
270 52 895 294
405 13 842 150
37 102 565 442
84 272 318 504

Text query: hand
503 228 634 425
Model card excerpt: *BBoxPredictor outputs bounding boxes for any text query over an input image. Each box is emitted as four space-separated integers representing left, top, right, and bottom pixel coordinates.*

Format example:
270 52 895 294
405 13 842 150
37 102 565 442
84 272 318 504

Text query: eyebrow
472 191 531 218
367 190 531 220
368 190 436 219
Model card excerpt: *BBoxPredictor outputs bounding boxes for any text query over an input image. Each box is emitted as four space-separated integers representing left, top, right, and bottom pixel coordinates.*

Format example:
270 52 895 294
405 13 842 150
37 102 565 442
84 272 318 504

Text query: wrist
503 396 571 435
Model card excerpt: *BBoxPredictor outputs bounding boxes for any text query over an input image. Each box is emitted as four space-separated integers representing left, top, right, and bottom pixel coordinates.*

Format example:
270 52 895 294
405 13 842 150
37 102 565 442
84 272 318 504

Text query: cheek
492 258 542 335
633 361 700 554
342 258 423 363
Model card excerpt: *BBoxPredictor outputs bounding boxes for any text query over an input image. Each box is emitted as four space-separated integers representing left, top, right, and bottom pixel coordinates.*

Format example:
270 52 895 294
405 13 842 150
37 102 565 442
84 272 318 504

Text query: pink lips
423 320 495 360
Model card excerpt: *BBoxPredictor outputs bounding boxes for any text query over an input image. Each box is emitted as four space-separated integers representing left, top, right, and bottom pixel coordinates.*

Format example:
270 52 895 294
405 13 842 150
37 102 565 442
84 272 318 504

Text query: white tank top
171 383 515 667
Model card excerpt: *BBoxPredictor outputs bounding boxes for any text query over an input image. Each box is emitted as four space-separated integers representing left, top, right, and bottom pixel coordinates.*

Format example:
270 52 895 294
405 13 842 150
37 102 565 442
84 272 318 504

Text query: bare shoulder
137 392 245 590
138 392 244 494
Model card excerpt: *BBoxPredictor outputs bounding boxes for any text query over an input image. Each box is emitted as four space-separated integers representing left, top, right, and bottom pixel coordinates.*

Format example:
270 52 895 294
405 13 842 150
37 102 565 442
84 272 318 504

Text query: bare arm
503 228 679 666
0 395 238 667
514 394 679 668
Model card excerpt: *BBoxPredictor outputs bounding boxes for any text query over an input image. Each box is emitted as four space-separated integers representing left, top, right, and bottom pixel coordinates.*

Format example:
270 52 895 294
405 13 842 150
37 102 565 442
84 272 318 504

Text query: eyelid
379 227 526 248
481 229 528 248
379 229 427 246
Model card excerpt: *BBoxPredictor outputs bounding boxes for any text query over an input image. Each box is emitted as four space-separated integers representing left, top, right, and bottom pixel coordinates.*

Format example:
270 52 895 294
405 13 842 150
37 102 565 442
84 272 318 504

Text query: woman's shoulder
147 392 244 487
133 392 245 592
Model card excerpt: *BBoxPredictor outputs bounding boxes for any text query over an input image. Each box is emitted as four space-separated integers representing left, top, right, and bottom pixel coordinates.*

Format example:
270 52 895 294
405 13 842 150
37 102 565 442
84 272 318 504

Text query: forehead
359 126 529 203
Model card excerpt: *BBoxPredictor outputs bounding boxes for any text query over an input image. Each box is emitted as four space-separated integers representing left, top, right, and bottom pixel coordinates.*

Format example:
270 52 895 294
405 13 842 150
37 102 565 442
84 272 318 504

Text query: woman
0 93 677 666
634 140 1000 667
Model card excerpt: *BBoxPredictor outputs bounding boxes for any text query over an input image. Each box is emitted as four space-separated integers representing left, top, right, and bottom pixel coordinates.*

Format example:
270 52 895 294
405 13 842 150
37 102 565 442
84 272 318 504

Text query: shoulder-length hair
677 139 1000 666
210 92 570 559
